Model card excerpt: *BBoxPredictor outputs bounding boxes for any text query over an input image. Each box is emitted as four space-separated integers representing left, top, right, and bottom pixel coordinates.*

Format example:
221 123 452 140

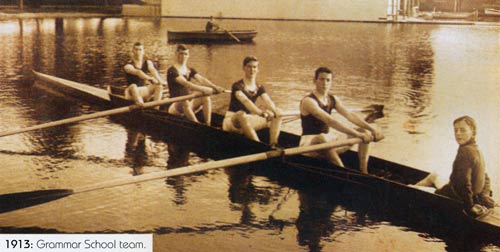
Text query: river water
0 17 499 251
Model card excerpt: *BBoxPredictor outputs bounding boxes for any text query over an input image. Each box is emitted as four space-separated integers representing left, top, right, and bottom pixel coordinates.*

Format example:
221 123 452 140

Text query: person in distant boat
222 56 282 146
299 67 383 174
167 44 225 126
414 116 495 217
123 42 165 108
205 16 220 32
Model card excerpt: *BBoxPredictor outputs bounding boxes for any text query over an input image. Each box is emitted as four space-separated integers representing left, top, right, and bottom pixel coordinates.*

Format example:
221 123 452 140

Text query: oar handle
281 104 384 118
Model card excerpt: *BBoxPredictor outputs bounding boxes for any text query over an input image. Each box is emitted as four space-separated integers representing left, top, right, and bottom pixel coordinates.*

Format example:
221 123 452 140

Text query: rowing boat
31 71 500 237
167 30 257 43
485 8 500 16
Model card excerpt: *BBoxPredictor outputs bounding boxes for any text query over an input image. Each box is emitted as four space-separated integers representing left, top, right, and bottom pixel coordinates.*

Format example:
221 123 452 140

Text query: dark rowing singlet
125 58 150 87
301 93 336 135
228 79 266 113
167 66 198 98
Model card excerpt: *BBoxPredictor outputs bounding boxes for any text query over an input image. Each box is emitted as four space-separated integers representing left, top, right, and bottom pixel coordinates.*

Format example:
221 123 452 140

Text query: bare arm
146 60 166 85
260 93 281 117
175 75 213 94
301 97 367 139
193 73 225 93
335 97 383 141
234 90 265 115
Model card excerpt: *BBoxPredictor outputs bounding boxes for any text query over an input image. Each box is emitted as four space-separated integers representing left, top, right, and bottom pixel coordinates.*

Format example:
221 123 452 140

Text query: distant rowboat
431 11 476 20
484 8 500 16
167 30 257 43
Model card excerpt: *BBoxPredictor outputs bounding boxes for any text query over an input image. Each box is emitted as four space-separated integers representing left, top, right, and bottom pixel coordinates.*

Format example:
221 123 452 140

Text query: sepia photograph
0 0 499 251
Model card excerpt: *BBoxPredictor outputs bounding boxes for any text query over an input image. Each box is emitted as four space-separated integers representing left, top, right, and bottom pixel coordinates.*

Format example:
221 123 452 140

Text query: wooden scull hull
32 71 500 237
167 30 257 43
485 8 500 16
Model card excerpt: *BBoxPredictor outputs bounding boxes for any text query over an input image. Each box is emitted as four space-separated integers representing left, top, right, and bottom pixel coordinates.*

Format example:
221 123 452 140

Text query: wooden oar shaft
283 138 363 156
0 93 204 138
74 151 271 194
281 105 383 118
222 28 241 42
74 138 365 194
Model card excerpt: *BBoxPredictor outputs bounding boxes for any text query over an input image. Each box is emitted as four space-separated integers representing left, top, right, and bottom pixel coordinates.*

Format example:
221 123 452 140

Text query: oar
0 92 216 138
280 104 385 118
219 26 241 43
0 137 368 214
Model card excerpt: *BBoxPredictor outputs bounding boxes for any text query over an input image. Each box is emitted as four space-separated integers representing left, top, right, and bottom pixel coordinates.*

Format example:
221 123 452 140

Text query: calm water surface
0 17 499 251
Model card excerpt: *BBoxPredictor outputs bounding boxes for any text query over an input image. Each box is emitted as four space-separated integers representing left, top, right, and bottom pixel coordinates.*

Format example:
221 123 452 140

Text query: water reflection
124 129 147 176
165 142 191 205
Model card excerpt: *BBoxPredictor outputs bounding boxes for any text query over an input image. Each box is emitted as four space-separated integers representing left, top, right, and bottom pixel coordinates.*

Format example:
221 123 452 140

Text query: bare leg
128 84 144 104
233 112 260 142
311 135 345 168
358 142 370 174
181 100 199 123
147 84 163 110
268 116 282 146
326 148 345 168
415 173 438 187
202 96 212 126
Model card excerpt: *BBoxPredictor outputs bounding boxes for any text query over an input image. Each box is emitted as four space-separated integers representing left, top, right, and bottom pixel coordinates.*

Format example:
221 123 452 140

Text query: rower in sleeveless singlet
222 56 282 146
300 67 384 173
167 44 225 126
123 42 165 108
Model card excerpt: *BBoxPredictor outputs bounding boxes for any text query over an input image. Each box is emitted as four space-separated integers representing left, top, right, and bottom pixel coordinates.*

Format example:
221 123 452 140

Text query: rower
166 44 225 126
123 42 165 109
222 56 282 146
299 67 383 173
205 16 220 32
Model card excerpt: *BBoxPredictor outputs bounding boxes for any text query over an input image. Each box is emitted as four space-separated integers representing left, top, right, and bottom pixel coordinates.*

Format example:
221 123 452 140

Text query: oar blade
0 189 73 214
364 111 384 123
362 104 384 113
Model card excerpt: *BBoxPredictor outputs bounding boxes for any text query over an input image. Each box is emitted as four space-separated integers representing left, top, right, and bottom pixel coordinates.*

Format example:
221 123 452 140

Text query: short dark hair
243 56 258 67
314 67 333 80
176 44 189 52
133 42 143 47
454 115 477 137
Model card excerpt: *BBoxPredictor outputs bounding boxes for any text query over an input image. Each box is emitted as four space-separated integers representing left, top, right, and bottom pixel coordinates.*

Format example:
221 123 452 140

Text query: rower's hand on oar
201 86 214 95
261 110 275 121
358 132 373 144
370 128 384 142
149 77 159 85
213 86 226 94
273 108 283 118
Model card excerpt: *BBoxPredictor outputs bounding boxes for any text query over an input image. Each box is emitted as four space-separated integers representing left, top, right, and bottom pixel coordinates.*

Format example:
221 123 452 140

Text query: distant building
124 0 401 22
419 0 496 12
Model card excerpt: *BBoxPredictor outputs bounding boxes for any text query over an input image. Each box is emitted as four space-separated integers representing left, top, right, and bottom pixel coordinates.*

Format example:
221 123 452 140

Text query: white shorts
222 111 268 133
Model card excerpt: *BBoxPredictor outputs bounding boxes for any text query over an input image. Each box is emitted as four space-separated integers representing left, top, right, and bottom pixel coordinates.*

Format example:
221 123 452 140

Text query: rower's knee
311 135 328 145
154 84 162 92
180 100 190 109
233 111 249 126
128 84 138 93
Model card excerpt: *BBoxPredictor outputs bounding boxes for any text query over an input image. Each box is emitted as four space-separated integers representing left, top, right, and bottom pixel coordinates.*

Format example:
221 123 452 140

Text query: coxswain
414 116 495 217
